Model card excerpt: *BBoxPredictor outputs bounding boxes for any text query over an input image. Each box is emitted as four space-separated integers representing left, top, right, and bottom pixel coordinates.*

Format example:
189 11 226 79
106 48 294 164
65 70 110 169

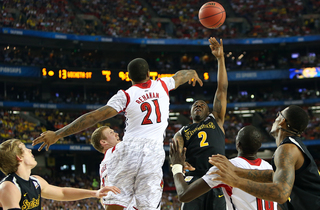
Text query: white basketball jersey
202 157 277 210
107 77 175 143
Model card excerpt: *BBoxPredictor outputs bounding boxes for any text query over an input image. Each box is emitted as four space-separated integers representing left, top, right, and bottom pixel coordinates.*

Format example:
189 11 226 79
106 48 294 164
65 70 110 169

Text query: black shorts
181 176 226 210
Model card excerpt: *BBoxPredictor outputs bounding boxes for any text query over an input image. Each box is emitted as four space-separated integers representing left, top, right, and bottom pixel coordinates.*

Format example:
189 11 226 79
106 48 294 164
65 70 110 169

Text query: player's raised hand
187 70 203 87
209 37 224 60
32 131 60 151
95 186 121 198
169 139 186 166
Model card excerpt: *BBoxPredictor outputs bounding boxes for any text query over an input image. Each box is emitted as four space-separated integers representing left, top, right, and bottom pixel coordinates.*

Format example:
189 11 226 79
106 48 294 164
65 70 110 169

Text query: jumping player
173 37 228 210
32 55 203 210
170 125 277 210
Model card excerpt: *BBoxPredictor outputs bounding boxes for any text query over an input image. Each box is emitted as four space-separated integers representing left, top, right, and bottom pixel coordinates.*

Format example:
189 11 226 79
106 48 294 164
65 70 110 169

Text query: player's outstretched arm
32 105 118 151
172 70 203 89
0 182 21 210
170 139 210 202
173 130 195 172
35 175 120 201
209 144 299 204
209 37 228 130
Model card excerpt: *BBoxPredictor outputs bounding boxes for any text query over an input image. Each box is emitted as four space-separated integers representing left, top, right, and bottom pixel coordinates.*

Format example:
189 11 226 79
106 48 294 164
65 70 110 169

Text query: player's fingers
197 78 203 86
211 37 217 44
38 143 46 152
171 141 177 154
45 144 51 151
32 136 44 145
110 187 121 194
182 147 186 158
173 139 179 152
192 78 196 86
220 39 223 47
41 131 48 136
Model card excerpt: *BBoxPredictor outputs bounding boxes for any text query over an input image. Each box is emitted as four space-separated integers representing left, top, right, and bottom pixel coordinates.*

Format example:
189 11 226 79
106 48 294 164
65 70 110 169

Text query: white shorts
102 137 165 210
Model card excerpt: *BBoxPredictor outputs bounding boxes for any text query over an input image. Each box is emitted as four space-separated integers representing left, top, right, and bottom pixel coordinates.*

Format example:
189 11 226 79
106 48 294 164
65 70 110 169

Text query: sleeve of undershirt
106 90 127 113
202 158 238 188
159 77 175 91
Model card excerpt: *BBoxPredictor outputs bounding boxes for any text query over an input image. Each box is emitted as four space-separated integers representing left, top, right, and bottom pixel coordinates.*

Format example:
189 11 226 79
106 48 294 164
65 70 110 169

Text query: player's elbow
177 193 195 203
276 196 289 204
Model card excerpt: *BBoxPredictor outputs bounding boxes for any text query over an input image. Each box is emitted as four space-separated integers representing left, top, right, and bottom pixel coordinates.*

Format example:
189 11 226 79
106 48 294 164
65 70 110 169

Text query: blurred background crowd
1 0 319 38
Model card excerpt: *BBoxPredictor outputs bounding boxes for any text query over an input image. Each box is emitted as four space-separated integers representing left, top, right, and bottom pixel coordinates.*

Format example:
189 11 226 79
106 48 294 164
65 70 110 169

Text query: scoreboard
42 68 210 83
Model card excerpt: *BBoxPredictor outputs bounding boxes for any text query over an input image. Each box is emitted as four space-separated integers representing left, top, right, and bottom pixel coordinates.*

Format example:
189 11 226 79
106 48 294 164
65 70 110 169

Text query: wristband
171 164 184 176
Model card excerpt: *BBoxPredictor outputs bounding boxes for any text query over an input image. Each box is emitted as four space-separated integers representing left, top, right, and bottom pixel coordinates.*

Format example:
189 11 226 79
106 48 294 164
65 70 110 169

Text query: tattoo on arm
242 169 274 183
56 106 112 137
173 70 196 88
236 145 295 203
213 96 222 114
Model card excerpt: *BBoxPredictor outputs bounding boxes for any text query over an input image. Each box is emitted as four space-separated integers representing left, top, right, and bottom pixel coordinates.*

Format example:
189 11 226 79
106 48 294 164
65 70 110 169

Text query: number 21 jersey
107 77 175 143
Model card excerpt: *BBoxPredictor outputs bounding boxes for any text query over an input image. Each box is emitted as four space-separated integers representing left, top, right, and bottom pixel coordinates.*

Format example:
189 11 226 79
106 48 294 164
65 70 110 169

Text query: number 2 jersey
179 113 225 177
107 77 175 143
202 157 277 210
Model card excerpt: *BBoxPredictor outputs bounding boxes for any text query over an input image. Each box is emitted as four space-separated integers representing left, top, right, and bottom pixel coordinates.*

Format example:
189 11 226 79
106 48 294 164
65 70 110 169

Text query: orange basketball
198 2 226 29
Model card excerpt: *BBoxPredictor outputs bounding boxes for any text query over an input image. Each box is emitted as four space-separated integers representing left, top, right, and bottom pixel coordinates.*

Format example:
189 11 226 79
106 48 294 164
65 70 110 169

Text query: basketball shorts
102 137 165 210
181 176 226 210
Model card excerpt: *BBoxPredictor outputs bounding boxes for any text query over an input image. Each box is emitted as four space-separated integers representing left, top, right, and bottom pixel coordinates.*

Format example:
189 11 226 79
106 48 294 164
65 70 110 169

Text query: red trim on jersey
119 90 130 113
215 184 233 196
133 80 152 89
111 145 116 153
106 204 127 208
239 156 262 166
157 78 169 96
133 207 139 210
102 150 108 162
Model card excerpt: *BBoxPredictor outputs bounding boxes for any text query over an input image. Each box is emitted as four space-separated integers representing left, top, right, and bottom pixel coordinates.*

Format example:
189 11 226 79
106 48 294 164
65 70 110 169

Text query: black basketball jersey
0 173 41 210
271 136 320 210
181 113 225 177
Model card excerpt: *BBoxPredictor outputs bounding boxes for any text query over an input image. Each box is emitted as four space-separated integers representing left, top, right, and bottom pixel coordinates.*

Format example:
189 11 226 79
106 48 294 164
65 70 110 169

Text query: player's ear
100 140 108 146
147 70 150 78
16 155 23 162
278 117 286 126
236 141 241 151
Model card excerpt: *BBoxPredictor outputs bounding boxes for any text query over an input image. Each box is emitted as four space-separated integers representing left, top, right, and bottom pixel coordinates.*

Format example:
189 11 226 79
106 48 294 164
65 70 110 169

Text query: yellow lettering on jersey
318 170 320 176
198 131 208 147
184 122 215 141
22 195 40 210
288 197 291 202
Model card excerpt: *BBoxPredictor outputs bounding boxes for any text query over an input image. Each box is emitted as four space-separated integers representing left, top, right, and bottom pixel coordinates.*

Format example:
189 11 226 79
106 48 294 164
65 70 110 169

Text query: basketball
198 2 226 29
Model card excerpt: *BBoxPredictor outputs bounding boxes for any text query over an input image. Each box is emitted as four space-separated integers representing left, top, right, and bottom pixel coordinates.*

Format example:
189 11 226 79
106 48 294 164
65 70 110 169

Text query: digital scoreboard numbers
42 68 209 82
42 68 111 82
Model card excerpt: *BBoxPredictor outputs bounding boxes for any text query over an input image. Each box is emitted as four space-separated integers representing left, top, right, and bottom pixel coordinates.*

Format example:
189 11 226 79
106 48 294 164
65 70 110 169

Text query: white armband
171 164 184 176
